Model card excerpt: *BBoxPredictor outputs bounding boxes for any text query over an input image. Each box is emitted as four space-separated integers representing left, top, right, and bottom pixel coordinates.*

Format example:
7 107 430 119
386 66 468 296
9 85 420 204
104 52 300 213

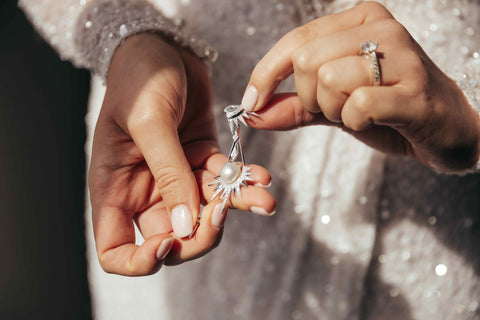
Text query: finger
196 169 276 215
315 56 373 121
94 205 174 276
247 93 331 130
203 153 272 187
134 201 171 237
241 2 393 112
165 201 228 265
292 59 320 113
341 86 417 131
183 140 220 169
128 105 199 239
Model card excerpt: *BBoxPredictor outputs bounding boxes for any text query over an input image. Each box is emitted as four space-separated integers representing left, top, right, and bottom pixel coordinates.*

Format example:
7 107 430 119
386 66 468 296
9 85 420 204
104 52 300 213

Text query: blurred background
0 1 92 319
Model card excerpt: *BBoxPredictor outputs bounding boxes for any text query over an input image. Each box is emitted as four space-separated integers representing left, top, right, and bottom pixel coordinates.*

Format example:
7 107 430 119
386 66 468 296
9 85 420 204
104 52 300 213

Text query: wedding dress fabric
19 0 480 319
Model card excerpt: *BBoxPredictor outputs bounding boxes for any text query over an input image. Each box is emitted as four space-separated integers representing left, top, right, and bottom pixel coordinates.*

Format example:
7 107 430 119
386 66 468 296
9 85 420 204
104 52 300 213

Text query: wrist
107 33 184 88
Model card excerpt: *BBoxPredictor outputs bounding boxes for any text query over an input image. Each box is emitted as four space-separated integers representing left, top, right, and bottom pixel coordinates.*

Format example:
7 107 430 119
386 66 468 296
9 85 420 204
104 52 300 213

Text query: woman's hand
89 34 275 276
242 2 480 172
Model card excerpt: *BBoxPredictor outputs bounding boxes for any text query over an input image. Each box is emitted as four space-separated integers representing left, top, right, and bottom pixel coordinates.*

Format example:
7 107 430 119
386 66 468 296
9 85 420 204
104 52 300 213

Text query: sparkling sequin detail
19 0 217 77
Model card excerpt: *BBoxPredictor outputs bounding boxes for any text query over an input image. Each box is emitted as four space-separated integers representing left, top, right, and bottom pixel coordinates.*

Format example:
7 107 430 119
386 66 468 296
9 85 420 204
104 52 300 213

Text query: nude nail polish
156 238 174 260
250 206 276 216
211 203 227 228
171 205 193 238
241 85 258 111
255 181 272 188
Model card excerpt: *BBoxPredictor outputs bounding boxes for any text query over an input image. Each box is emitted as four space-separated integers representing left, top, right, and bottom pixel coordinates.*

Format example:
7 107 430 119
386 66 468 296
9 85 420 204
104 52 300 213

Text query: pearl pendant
219 161 241 184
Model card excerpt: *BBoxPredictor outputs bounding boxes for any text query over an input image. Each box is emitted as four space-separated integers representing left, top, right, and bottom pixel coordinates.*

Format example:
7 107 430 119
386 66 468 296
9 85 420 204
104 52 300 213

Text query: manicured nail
171 205 193 238
156 238 174 260
250 206 276 216
241 85 258 111
255 181 272 188
211 204 227 228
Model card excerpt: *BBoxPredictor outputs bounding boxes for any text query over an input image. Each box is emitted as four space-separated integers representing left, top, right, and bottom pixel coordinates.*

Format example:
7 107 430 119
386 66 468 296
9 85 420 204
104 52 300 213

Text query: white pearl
220 162 241 184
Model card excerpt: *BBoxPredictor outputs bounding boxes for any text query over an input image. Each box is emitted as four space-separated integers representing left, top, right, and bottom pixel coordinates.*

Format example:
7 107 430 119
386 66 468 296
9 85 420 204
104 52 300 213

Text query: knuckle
358 2 390 17
405 54 428 83
126 108 156 133
348 118 370 132
322 106 342 122
153 166 185 194
317 64 338 89
125 261 137 275
287 25 311 43
292 48 313 73
126 95 181 134
350 88 373 113
97 253 115 274
376 19 407 39
414 92 433 122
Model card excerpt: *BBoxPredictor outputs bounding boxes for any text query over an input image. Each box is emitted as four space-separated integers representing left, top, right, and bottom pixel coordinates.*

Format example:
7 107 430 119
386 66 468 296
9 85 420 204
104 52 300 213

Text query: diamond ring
360 41 381 87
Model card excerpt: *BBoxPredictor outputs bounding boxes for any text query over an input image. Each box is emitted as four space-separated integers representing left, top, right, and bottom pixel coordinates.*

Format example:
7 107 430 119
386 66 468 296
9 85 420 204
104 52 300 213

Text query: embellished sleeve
457 56 480 172
18 0 217 78
454 57 480 116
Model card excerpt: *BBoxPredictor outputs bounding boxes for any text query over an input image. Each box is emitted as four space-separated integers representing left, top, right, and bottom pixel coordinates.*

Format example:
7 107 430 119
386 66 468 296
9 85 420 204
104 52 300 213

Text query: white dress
19 0 480 319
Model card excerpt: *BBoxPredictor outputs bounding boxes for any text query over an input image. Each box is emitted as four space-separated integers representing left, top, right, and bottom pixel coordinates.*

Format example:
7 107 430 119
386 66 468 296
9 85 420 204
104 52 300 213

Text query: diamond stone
361 41 378 53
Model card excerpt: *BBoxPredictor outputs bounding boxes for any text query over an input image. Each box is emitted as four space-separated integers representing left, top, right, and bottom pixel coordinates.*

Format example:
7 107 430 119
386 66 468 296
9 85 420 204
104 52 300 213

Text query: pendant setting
209 105 258 205
190 105 258 238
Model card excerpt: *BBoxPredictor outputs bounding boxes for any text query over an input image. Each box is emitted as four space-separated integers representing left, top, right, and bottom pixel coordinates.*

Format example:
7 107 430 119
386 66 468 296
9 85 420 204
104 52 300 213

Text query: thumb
247 93 329 130
129 105 200 239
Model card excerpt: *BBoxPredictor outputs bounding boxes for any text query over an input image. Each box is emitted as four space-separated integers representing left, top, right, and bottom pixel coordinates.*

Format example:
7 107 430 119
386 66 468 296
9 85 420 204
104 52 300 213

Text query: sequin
119 24 127 37
320 214 331 224
246 26 256 36
435 264 448 276
378 254 388 264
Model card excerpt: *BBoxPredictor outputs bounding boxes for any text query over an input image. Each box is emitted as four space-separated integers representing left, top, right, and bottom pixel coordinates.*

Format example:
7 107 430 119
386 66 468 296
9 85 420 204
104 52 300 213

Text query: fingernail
171 205 193 238
250 206 276 216
211 203 227 229
255 181 272 188
241 85 258 111
156 238 174 260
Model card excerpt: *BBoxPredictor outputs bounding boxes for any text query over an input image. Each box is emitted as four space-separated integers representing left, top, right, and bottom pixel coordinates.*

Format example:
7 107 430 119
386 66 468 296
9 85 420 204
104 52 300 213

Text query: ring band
360 41 381 86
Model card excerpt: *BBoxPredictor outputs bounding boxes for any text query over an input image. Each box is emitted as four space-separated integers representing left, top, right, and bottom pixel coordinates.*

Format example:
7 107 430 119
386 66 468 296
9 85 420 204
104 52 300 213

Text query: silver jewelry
210 105 259 208
360 41 381 86
189 105 258 238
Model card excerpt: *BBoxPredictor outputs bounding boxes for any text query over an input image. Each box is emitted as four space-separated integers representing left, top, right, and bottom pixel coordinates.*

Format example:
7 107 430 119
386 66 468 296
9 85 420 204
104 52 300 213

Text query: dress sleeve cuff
443 55 480 174
75 0 217 78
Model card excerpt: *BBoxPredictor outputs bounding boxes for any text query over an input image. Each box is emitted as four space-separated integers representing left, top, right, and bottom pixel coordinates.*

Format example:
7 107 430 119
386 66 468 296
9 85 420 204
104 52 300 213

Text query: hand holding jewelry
242 2 480 173
89 34 275 275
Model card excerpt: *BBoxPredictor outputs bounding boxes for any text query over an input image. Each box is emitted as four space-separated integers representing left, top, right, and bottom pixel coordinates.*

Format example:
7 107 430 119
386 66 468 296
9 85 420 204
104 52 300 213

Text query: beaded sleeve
18 0 217 78
459 57 480 172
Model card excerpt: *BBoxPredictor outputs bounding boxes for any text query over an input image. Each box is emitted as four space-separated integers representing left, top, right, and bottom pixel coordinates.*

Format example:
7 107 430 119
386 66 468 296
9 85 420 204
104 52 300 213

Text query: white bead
119 24 128 37
220 162 241 184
